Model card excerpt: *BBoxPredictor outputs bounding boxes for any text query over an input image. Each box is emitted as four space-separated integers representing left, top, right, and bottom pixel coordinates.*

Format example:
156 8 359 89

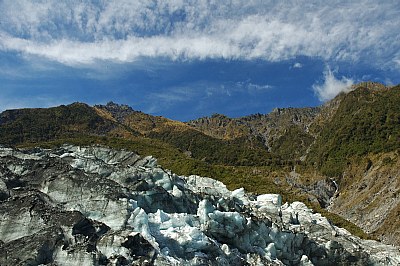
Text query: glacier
0 144 399 265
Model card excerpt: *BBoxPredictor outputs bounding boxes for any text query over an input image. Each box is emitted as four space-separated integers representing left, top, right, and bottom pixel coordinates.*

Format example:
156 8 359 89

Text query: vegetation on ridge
0 103 118 144
307 85 400 177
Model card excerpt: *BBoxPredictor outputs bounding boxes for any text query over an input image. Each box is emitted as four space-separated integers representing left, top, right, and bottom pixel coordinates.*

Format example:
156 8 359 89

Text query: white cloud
312 67 354 101
247 83 272 92
0 1 399 69
293 62 302 69
235 81 273 93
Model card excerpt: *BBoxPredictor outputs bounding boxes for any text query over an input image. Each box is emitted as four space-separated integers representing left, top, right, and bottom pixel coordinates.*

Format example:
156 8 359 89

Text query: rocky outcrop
187 107 320 158
328 153 400 245
285 171 338 208
94 101 137 123
1 145 399 265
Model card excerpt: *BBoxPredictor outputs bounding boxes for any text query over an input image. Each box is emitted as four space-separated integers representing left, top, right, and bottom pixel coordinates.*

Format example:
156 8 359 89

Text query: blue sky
0 1 399 121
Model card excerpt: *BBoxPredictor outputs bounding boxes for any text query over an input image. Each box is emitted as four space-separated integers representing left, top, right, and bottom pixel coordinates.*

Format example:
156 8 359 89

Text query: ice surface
0 211 45 243
257 194 282 207
1 145 400 265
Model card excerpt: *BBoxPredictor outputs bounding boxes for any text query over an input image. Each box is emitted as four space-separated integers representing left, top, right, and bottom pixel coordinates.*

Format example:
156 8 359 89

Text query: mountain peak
351 81 388 91
96 101 135 113
94 101 137 123
105 101 133 110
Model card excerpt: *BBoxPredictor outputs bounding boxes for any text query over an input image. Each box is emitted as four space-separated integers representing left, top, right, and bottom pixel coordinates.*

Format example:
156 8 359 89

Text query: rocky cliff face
1 145 399 265
328 152 400 245
187 107 320 160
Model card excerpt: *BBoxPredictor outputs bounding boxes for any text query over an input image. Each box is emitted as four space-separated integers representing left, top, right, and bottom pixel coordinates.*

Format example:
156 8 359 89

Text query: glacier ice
0 145 399 265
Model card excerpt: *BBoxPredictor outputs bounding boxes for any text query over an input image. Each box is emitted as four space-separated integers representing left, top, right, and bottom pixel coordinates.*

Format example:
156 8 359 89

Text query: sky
0 1 399 121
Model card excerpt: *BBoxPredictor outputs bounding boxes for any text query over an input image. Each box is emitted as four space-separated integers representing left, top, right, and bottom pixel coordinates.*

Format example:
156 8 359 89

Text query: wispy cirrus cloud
144 85 201 114
235 80 273 94
0 1 399 69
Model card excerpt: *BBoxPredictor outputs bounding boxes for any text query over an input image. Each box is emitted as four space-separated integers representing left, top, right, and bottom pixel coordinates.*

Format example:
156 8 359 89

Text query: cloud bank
0 1 399 68
313 68 354 101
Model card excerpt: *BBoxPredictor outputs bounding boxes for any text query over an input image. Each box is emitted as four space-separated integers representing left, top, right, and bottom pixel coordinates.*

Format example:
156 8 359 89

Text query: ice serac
0 145 399 265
